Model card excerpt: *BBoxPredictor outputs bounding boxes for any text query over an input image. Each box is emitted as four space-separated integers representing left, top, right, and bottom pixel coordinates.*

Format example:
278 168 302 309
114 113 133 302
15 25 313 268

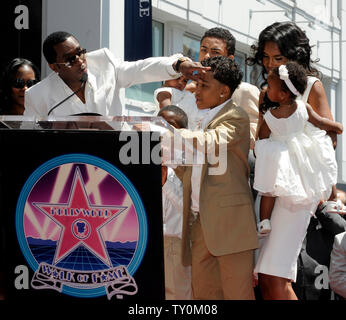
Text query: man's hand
174 60 211 81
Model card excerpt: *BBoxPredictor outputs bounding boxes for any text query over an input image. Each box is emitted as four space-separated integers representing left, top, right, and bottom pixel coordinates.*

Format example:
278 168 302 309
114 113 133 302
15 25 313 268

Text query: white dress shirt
24 48 181 117
190 99 231 212
162 167 184 238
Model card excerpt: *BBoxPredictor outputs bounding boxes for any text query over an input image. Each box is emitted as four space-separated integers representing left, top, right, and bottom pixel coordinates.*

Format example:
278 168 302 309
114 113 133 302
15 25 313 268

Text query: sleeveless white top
299 76 319 103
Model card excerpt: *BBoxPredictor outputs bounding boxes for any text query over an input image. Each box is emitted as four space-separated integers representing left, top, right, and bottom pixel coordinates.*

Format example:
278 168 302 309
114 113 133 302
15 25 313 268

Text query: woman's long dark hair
246 22 319 87
0 58 40 114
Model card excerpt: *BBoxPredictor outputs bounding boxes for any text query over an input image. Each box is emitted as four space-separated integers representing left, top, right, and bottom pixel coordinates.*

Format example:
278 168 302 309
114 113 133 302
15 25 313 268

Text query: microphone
80 72 88 83
47 73 88 116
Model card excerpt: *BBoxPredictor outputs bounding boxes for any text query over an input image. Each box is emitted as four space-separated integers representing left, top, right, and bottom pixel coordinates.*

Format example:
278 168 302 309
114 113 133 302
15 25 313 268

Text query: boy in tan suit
175 56 258 300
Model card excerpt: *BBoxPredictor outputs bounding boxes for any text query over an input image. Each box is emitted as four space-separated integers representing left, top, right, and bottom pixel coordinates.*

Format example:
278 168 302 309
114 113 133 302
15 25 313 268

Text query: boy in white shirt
158 105 193 300
154 76 208 130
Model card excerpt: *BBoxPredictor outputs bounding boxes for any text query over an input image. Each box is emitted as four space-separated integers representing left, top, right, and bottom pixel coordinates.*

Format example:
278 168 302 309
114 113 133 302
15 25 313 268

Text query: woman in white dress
247 22 344 299
253 61 342 299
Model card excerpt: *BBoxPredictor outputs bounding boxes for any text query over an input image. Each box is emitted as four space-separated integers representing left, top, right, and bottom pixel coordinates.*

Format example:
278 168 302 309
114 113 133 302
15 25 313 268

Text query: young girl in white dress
253 61 343 298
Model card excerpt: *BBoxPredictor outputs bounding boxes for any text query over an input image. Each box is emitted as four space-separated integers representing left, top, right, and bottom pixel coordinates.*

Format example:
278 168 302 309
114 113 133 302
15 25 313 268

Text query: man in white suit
329 231 346 299
24 31 207 117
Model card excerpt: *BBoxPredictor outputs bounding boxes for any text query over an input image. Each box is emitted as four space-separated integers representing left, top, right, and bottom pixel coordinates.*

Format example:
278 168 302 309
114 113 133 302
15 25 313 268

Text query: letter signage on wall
0 0 42 79
124 0 152 61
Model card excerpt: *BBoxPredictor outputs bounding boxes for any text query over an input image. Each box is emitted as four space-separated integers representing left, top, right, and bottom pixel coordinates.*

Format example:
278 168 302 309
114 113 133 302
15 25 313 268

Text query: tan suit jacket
179 100 259 266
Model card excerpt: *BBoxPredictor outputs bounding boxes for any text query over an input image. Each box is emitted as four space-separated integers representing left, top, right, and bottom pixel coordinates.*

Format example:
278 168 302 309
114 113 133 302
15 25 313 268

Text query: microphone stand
47 73 88 116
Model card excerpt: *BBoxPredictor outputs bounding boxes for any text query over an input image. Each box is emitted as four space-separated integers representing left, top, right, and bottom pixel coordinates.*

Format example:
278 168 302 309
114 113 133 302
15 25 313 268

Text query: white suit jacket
24 48 180 117
329 231 346 298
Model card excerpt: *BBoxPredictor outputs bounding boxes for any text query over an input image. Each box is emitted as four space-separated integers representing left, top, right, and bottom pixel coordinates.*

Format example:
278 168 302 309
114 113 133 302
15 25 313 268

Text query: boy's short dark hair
158 105 189 129
201 27 236 56
201 56 243 95
43 31 74 64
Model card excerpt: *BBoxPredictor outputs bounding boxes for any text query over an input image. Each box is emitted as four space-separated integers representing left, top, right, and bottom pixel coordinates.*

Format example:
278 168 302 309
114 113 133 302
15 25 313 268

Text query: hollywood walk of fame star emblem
33 167 127 267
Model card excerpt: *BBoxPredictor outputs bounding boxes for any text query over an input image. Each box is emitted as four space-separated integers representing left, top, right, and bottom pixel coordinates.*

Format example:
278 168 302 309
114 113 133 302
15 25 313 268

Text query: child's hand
157 91 172 109
132 123 150 131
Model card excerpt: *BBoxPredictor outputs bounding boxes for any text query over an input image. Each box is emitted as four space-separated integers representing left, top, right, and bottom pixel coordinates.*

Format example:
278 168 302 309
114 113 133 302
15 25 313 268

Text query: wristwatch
174 57 189 72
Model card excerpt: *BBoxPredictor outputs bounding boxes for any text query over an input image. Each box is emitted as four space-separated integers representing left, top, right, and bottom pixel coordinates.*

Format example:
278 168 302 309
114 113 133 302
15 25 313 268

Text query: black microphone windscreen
81 72 88 83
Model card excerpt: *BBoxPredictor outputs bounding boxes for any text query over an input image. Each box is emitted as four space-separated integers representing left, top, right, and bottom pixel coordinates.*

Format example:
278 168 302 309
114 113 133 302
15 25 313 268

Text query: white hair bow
278 65 300 96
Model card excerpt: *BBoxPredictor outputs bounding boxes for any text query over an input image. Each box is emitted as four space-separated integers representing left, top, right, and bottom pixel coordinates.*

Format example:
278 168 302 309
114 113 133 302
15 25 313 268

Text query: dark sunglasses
12 78 38 89
55 48 87 68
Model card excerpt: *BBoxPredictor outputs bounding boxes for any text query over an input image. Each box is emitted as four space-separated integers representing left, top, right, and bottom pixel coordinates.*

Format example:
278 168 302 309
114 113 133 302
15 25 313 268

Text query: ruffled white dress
254 99 336 209
253 99 337 281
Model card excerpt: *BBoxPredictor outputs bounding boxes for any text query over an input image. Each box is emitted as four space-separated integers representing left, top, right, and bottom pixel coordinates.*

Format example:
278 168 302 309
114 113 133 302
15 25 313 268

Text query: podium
0 116 170 302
